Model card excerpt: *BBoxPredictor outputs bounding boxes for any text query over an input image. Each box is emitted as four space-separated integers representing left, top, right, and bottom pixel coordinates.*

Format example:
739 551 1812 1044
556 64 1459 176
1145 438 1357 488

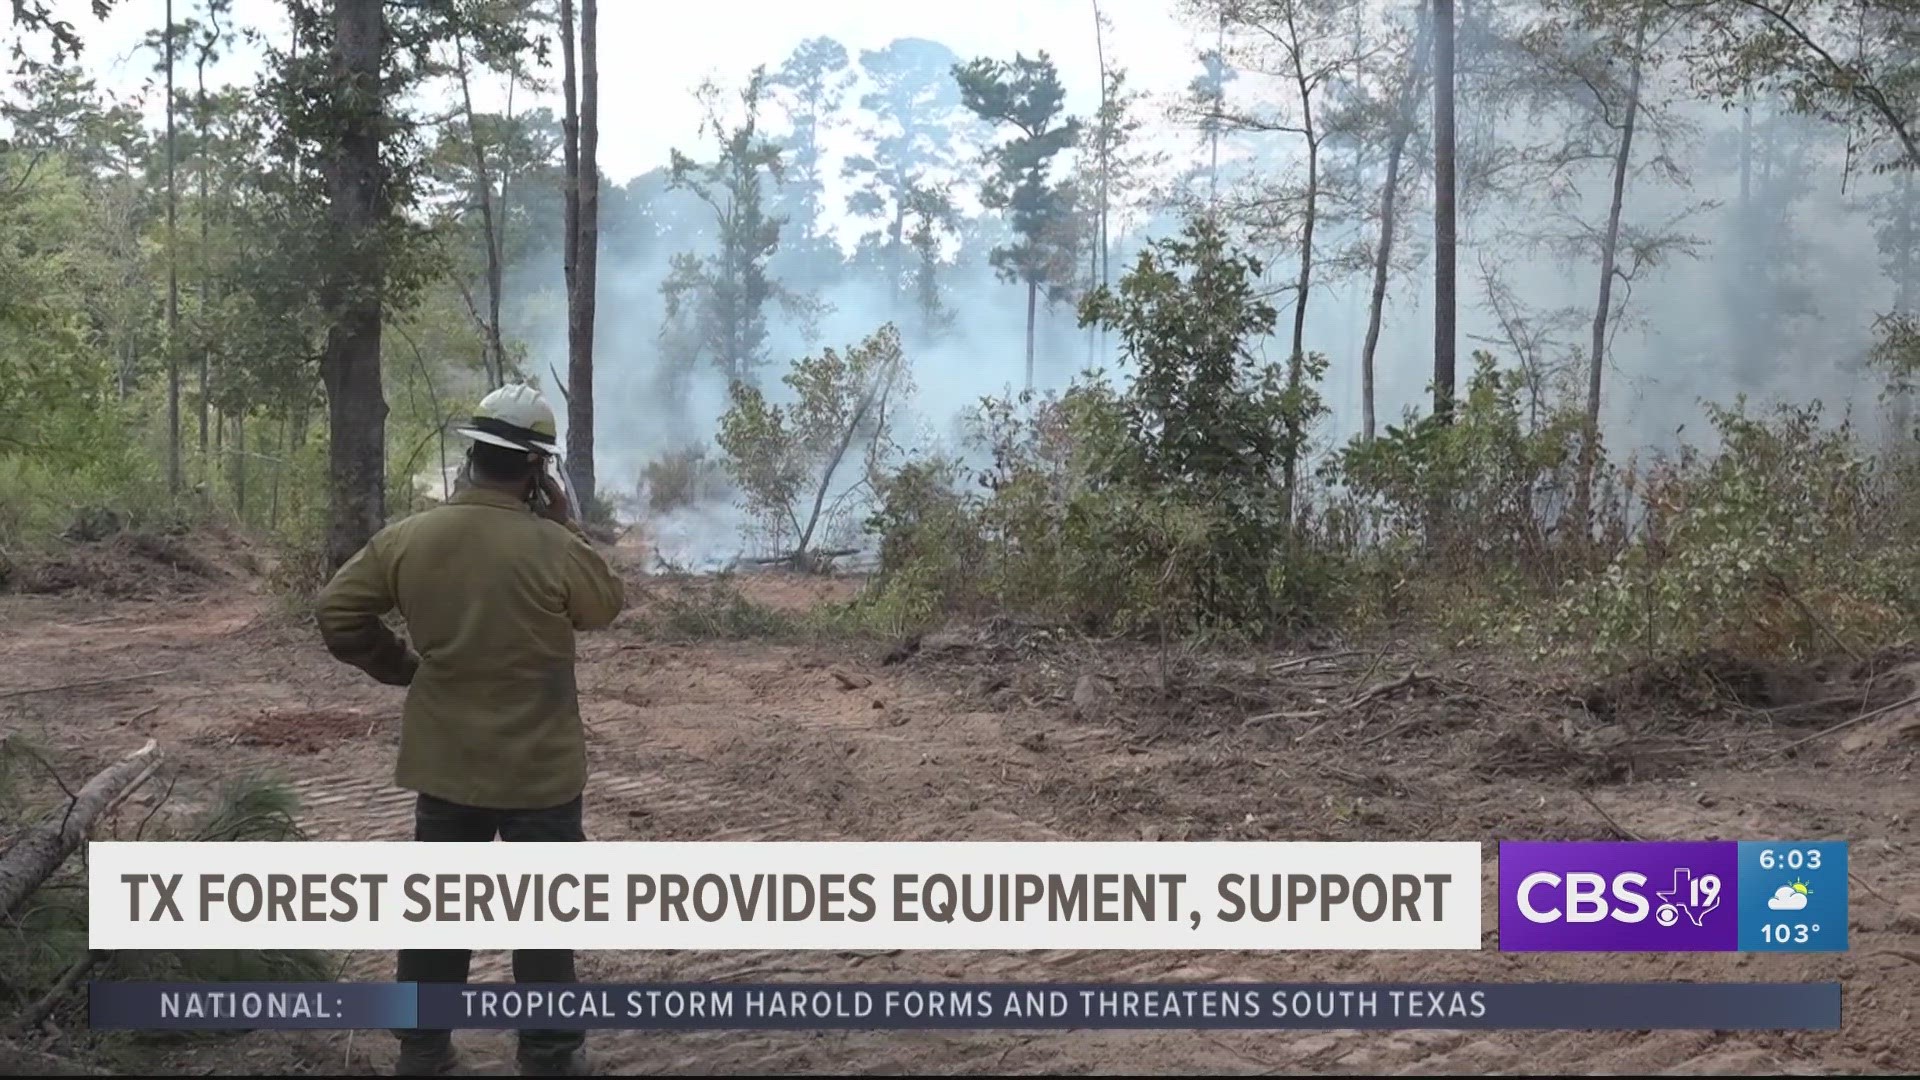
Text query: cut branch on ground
0 740 161 921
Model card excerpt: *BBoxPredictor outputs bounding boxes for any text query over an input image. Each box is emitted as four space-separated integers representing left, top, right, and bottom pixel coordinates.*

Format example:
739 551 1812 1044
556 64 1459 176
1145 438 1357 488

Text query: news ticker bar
87 982 1841 1032
87 840 1851 953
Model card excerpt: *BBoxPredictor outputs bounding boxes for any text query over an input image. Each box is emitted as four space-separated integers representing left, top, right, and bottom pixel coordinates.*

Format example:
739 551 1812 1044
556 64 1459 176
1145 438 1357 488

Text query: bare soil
1 542 1917 1075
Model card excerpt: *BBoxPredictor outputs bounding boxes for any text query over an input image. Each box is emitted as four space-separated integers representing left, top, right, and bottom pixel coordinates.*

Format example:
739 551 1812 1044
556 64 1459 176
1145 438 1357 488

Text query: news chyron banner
88 841 1481 951
84 839 1850 1033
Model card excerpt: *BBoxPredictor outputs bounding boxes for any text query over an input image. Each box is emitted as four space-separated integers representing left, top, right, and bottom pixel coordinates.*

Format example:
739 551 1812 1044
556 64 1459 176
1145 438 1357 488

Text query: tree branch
1721 0 1920 168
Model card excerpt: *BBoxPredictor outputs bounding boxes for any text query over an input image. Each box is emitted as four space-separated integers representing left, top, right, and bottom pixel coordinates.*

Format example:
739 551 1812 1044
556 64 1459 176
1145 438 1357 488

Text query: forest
0 0 1915 661
0 0 1916 661
1 1 1919 1072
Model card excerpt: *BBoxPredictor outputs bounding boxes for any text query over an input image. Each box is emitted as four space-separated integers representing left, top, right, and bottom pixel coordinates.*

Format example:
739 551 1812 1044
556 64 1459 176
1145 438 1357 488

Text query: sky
26 0 1215 184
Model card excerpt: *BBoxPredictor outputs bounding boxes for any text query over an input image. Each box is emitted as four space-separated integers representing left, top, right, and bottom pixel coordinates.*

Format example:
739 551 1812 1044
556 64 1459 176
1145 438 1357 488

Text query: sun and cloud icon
1768 879 1814 911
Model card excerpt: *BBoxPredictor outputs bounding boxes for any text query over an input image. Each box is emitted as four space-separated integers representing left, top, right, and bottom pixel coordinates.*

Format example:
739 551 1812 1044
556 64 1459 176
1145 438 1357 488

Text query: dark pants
397 792 587 1055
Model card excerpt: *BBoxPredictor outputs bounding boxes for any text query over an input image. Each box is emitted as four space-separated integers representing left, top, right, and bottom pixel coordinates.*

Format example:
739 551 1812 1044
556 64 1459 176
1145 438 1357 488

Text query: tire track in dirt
11 589 1917 1074
551 645 1916 1074
314 637 1913 1075
297 660 1317 1073
293 677 1294 1074
291 769 802 843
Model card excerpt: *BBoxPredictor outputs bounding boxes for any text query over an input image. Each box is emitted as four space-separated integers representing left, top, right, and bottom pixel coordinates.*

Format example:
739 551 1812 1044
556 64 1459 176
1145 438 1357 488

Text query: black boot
394 1036 460 1076
516 1045 590 1076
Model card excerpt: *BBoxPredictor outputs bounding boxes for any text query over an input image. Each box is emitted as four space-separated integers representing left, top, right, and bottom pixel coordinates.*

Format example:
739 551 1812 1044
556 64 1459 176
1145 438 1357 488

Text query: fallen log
1243 669 1435 726
12 949 107 1036
830 669 874 691
0 1042 113 1076
749 547 860 568
0 669 176 701
1768 692 1920 758
0 739 160 921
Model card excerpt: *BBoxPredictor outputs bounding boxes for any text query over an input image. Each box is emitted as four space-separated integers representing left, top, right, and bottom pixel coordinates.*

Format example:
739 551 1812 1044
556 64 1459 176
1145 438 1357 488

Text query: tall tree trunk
1209 14 1224 207
1361 1 1432 444
1093 3 1111 366
320 0 390 570
1024 278 1037 392
164 0 181 497
498 59 521 373
1882 169 1913 313
1085 230 1099 368
566 0 600 507
454 31 507 389
1739 88 1752 211
1282 9 1318 505
1288 129 1316 382
269 416 284 530
1733 86 1759 388
1432 0 1456 421
891 178 907 311
1094 1 1110 287
269 18 298 535
233 413 246 515
290 390 311 458
1892 169 1916 445
1574 23 1645 533
196 42 210 481
1899 169 1917 314
919 245 941 341
1084 165 1098 369
1759 106 1774 188
558 0 581 385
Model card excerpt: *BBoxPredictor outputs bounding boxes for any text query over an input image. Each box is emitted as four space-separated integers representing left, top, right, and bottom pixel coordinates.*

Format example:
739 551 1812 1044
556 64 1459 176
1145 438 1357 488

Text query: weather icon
1768 879 1813 911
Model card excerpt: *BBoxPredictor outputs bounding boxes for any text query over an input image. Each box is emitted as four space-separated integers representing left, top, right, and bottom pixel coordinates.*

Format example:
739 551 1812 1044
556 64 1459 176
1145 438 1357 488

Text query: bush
857 219 1344 641
1555 401 1916 664
1329 353 1588 578
861 390 1343 641
863 454 982 616
642 442 732 513
716 324 911 565
0 437 174 552
807 565 949 641
628 575 799 641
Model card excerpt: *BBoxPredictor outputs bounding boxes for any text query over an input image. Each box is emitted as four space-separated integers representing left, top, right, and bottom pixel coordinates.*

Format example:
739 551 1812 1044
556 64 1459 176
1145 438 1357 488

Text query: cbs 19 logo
1514 870 1722 926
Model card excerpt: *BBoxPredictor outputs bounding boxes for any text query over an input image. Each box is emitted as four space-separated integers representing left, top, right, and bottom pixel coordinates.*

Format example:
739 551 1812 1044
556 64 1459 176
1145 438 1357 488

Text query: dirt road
2 559 1917 1075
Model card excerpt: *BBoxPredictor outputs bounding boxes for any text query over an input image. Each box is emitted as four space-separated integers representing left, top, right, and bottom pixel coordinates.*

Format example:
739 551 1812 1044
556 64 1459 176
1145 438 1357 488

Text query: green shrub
1329 353 1588 577
631 575 799 641
1555 400 1915 663
863 385 1343 640
642 442 732 513
864 454 981 613
806 565 950 641
716 324 911 562
857 219 1345 641
0 429 174 551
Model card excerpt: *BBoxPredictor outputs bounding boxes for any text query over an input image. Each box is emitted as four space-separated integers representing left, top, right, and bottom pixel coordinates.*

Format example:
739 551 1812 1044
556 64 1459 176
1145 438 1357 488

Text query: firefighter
316 384 624 1076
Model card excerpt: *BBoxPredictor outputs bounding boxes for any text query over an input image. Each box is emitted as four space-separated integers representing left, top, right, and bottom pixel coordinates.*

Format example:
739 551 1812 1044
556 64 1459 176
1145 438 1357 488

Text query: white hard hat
456 384 559 455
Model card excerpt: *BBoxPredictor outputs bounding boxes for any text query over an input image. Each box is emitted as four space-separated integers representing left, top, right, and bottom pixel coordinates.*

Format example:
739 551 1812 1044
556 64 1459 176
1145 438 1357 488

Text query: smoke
644 501 762 574
514 34 1909 573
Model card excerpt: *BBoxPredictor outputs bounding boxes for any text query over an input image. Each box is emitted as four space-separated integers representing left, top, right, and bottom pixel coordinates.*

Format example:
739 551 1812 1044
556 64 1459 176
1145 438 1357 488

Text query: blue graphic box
1736 842 1848 952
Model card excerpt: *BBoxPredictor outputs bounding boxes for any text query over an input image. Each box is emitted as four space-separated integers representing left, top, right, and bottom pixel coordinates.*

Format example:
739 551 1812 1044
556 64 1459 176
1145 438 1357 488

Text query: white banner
89 841 1482 951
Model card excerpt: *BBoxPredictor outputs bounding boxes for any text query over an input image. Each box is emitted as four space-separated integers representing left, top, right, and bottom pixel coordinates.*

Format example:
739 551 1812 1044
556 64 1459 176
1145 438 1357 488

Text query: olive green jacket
315 486 626 809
